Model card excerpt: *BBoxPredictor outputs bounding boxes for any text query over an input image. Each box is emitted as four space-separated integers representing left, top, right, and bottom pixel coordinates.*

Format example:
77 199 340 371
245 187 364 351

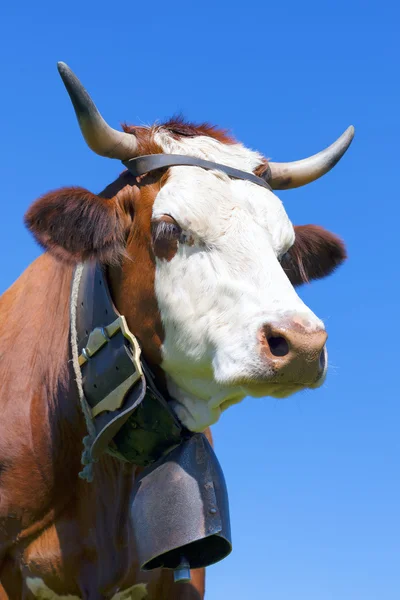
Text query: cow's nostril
319 347 326 372
267 336 290 357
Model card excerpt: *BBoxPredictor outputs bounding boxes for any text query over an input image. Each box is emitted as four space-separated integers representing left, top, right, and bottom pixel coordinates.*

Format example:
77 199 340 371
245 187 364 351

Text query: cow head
25 63 352 432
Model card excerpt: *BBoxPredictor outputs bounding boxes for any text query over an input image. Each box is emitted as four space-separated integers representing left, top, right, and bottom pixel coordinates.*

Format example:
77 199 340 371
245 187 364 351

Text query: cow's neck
0 172 168 541
0 255 81 539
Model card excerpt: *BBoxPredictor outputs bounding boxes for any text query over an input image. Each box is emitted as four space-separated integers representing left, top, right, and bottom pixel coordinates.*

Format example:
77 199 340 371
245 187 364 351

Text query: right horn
57 62 139 160
267 126 355 190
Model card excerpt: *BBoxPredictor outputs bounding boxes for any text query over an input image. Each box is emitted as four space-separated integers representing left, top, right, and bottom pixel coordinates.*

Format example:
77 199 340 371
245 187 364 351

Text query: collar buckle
78 315 143 418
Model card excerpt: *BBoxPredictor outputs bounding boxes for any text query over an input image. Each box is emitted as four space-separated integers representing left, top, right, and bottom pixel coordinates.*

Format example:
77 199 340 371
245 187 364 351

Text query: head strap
122 154 272 190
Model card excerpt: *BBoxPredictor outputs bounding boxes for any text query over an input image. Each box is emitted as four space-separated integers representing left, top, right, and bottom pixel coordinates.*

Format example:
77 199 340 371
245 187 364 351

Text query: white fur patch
152 131 326 431
112 584 148 599
26 578 80 600
26 578 148 600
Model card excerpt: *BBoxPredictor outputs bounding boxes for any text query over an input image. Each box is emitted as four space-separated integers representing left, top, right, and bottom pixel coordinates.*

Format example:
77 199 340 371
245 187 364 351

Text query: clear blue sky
1 1 399 599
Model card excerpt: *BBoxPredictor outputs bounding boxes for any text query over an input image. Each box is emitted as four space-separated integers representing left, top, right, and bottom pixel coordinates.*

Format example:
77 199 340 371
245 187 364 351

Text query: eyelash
152 219 182 241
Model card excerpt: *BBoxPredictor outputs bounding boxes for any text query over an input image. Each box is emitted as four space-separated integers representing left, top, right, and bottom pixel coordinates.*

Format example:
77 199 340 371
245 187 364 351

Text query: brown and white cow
0 63 352 599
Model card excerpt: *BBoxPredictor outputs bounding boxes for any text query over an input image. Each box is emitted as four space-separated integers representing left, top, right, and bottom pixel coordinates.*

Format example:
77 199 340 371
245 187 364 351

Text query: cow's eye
151 216 182 242
151 216 182 260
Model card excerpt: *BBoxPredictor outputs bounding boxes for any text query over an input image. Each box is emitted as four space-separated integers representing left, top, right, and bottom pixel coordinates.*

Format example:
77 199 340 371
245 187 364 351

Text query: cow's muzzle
259 318 328 384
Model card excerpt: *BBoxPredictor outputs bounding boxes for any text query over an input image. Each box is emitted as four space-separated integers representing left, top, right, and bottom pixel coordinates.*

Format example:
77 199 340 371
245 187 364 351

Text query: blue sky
1 1 399 598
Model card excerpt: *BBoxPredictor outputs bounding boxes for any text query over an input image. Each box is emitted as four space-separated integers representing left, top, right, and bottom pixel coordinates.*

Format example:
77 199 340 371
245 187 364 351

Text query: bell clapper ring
173 557 191 583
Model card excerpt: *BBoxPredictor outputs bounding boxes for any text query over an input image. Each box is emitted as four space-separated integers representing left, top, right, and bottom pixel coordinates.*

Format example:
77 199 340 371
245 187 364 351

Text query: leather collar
122 154 272 190
74 262 184 464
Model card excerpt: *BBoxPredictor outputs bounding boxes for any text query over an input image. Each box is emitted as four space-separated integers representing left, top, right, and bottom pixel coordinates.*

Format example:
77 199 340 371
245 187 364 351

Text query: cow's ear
25 187 129 264
281 224 347 286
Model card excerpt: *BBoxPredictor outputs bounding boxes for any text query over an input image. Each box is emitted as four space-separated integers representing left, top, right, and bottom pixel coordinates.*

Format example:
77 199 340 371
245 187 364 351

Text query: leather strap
122 154 272 190
75 262 184 463
76 262 146 459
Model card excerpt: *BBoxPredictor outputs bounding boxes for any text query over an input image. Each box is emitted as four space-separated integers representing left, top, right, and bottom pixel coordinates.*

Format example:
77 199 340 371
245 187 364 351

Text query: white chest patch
26 578 80 600
112 584 148 600
26 578 147 600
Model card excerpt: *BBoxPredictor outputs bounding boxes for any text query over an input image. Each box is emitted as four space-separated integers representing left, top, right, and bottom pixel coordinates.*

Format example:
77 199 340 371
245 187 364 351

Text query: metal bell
131 433 232 579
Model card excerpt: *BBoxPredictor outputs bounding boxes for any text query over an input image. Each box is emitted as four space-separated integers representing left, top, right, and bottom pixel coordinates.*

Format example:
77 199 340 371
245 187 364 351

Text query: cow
0 62 353 599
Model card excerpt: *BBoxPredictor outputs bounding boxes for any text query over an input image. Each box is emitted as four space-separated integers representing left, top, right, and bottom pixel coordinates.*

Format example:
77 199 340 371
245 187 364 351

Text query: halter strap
122 154 272 190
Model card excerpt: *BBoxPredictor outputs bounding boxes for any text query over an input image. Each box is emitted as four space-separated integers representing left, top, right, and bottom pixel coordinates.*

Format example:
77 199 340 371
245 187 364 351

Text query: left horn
267 126 355 190
57 62 138 160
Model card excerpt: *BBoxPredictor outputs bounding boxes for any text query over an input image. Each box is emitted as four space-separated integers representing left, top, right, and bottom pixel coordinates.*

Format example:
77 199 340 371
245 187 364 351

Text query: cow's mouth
167 349 328 431
242 365 327 399
242 381 307 399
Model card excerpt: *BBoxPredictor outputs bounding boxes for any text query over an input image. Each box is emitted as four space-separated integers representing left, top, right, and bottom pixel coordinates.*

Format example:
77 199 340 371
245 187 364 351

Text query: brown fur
161 115 236 144
282 225 347 286
122 125 164 156
122 115 236 149
106 177 167 367
254 159 270 178
25 188 129 265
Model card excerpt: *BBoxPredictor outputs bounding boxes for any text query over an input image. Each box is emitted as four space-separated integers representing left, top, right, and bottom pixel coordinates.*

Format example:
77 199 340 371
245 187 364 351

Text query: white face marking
152 130 325 431
26 579 148 600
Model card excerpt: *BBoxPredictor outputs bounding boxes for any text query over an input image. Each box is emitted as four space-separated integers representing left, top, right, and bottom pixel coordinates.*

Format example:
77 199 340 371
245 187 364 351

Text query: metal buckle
78 316 143 418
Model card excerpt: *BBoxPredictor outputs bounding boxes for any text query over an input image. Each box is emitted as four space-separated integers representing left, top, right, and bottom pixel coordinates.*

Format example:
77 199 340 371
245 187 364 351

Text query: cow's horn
267 126 355 190
57 62 138 160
